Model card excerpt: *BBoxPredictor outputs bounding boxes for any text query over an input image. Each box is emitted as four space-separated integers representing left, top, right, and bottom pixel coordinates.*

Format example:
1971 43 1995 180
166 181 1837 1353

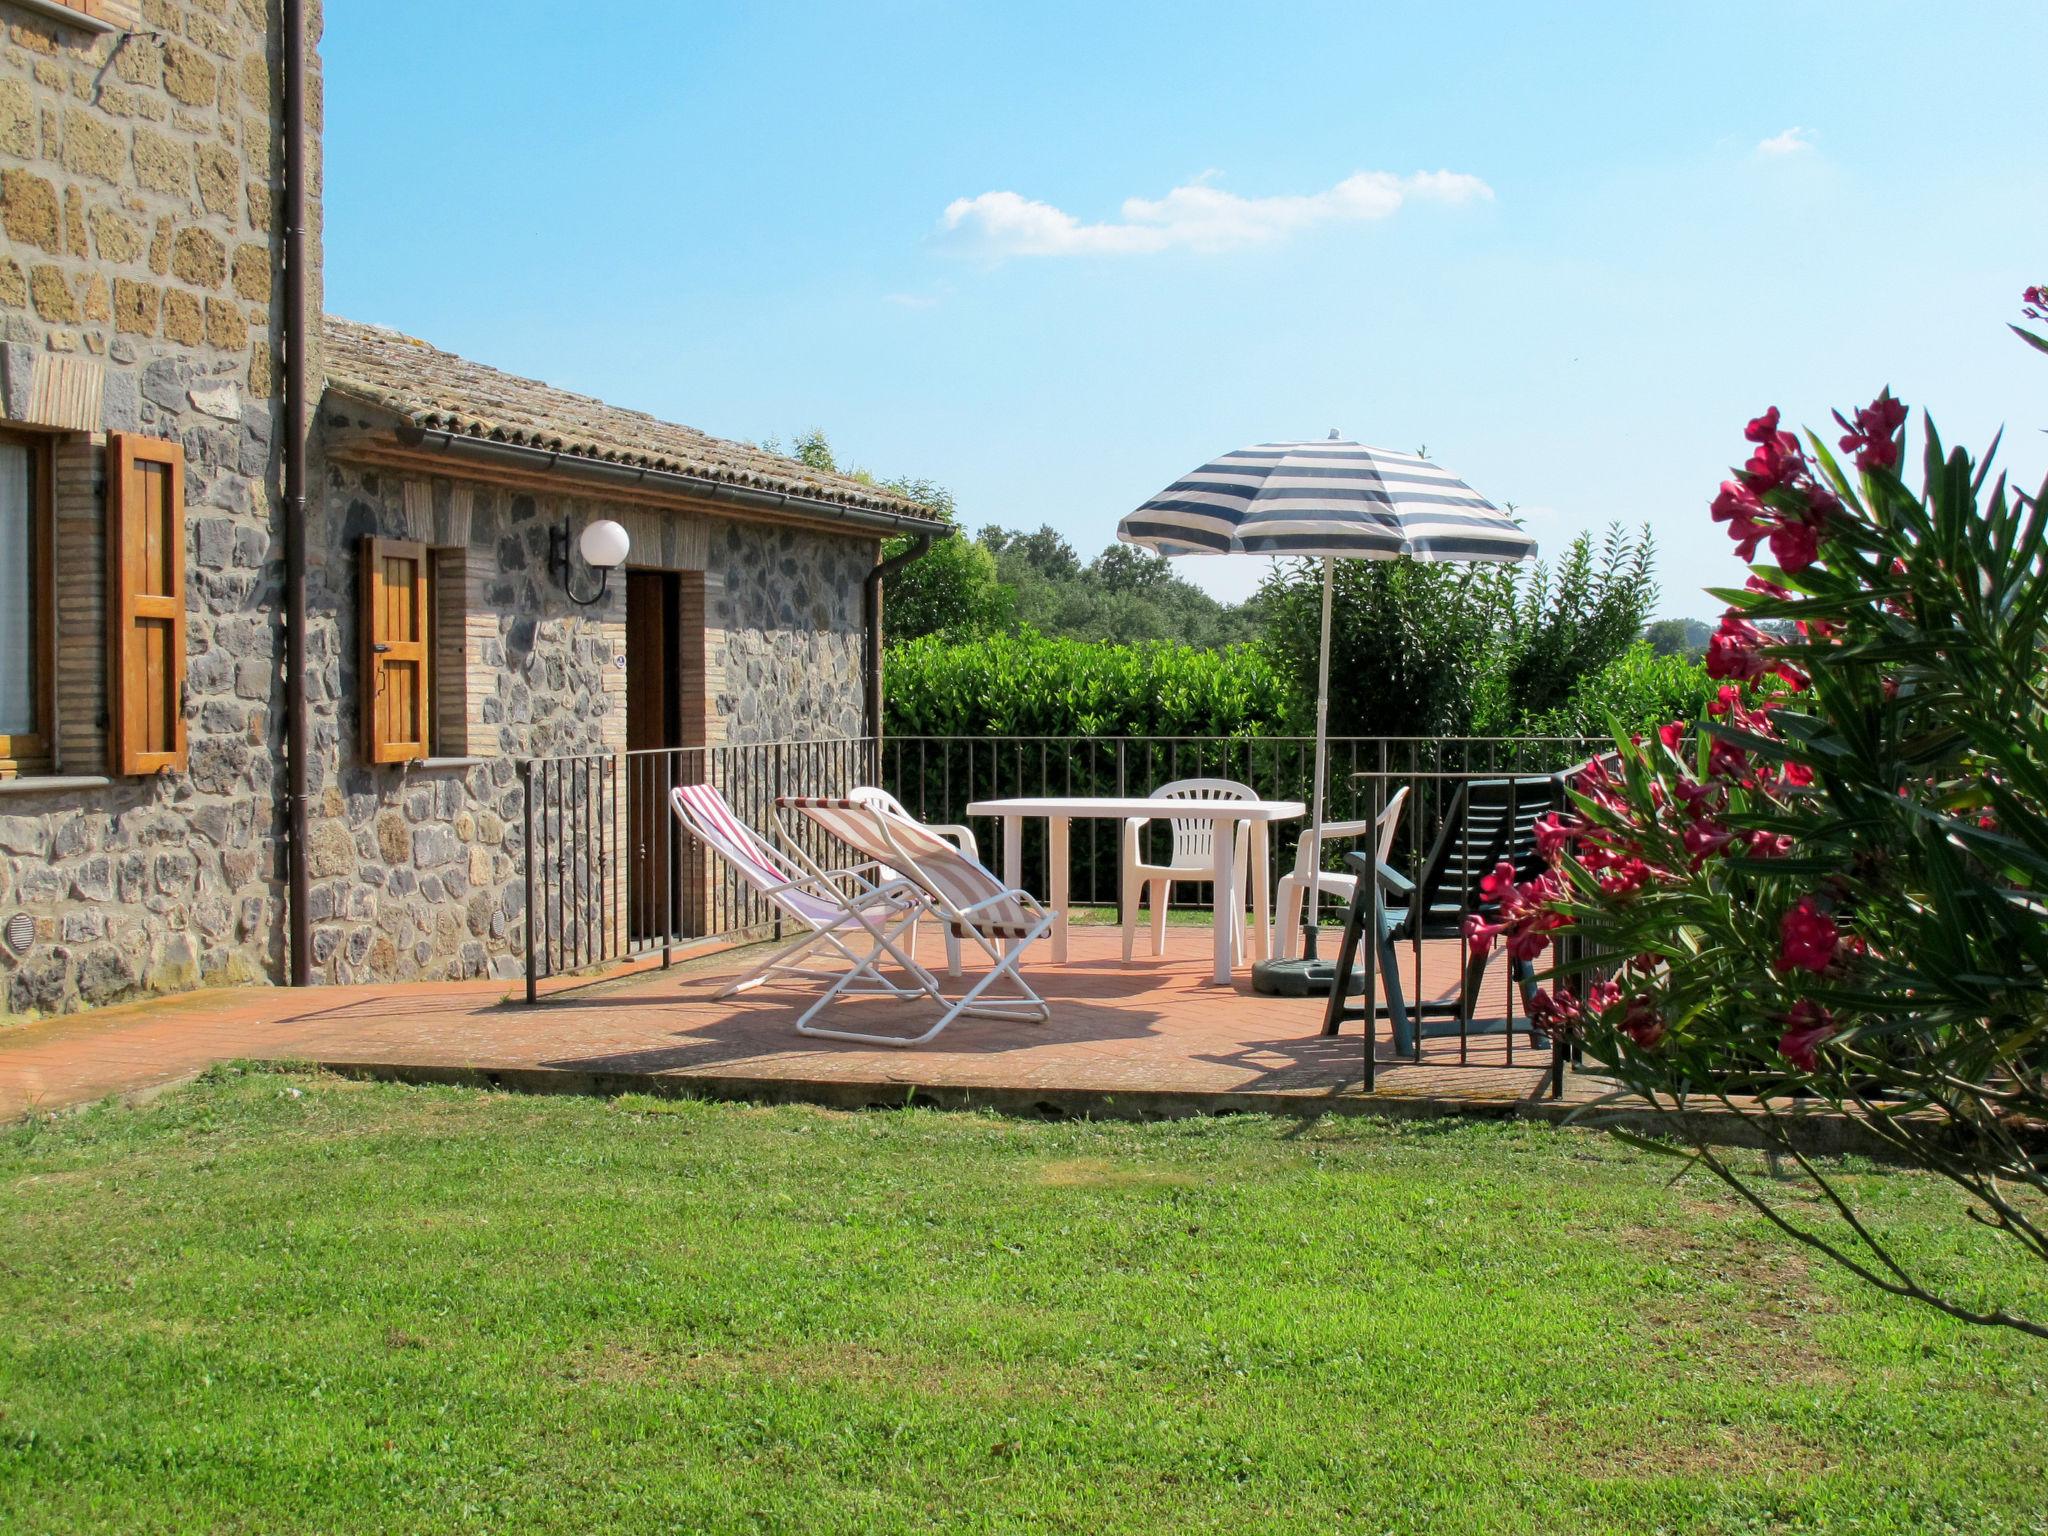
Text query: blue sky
323 1 2046 617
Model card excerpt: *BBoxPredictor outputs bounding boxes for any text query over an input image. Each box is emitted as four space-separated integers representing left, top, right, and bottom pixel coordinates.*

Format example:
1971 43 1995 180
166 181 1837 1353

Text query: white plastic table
964 796 1308 984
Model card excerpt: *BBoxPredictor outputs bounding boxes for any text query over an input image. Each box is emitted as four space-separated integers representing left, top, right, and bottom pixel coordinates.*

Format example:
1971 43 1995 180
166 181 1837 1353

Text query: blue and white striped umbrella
1117 436 1536 563
1118 434 1538 973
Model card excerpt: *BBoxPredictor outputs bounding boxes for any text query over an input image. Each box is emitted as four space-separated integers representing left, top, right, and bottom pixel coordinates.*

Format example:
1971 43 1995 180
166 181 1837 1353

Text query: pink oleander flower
1673 776 1724 818
1467 860 1571 960
1711 480 1770 561
1592 857 1656 898
1834 390 1909 473
1776 897 1841 973
1528 985 1582 1030
1707 613 1811 692
1682 818 1735 862
1743 429 1807 496
1707 734 1750 783
1769 517 1820 573
1778 998 1837 1072
1656 720 1685 752
1575 753 1618 791
1706 614 1768 682
1780 760 1814 789
1618 993 1667 1049
1534 811 1580 861
1746 828 1796 858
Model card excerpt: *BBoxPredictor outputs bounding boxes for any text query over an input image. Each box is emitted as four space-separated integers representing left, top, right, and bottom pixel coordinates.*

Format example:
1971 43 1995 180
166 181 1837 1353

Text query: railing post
521 758 538 1003
772 743 786 942
660 750 674 968
1362 768 1380 1092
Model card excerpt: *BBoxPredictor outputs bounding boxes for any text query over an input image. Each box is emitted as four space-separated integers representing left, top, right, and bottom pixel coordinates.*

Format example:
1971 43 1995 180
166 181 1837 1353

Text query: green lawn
2 1071 2044 1534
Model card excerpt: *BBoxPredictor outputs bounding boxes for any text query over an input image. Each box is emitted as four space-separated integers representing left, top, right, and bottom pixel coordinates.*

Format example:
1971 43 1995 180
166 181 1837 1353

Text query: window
360 536 431 763
107 432 188 775
0 431 54 777
361 542 478 763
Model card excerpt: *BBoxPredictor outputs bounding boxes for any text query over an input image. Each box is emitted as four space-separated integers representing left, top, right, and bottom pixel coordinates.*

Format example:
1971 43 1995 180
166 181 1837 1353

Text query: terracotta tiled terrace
0 926 1618 1125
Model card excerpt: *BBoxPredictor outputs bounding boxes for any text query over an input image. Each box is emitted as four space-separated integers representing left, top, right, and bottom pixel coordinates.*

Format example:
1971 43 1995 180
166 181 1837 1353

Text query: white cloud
939 169 1493 259
1756 126 1815 157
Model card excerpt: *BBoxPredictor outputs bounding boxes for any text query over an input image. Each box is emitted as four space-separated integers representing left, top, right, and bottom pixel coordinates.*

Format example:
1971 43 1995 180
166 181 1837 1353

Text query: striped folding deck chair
669 783 931 1004
777 795 1054 1048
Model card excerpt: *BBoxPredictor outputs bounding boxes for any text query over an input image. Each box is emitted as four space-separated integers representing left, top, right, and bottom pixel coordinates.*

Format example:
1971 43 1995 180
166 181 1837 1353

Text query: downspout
281 0 311 986
863 534 932 747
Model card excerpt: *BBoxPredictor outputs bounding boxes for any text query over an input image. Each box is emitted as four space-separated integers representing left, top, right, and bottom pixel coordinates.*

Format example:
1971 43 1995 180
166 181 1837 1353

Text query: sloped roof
321 316 940 523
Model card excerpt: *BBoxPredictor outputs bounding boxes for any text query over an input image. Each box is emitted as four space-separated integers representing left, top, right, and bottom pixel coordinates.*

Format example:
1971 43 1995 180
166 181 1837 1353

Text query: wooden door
626 570 683 939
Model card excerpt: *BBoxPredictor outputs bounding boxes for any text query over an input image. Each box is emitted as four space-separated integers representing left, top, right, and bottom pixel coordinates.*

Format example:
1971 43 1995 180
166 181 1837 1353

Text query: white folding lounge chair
777 795 1054 1048
848 785 979 975
669 783 930 1003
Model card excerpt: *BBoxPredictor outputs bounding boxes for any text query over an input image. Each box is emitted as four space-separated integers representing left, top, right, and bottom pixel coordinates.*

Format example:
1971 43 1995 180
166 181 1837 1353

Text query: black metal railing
1328 766 1582 1094
875 735 1607 917
519 734 1611 1070
520 737 873 998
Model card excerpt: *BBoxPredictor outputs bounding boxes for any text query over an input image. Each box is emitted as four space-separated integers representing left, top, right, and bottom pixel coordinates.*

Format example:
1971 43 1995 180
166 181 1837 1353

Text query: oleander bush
1487 293 2048 1336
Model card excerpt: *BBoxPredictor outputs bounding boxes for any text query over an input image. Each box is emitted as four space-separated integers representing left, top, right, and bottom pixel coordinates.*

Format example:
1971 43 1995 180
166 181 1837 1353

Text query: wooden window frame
360 536 432 765
0 429 55 779
106 431 188 776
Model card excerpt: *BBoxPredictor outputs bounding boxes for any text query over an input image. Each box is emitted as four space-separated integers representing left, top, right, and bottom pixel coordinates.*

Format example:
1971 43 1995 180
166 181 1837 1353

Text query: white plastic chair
669 783 929 1002
1274 786 1409 961
1119 778 1257 962
778 795 1053 1048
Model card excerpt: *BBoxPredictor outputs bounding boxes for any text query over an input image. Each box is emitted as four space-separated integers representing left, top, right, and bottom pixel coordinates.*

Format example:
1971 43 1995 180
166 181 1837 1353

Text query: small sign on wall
613 654 628 670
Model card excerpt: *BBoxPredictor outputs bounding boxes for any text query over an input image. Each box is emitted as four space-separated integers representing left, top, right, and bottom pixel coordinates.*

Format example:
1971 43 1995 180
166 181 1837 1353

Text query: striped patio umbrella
1118 434 1537 965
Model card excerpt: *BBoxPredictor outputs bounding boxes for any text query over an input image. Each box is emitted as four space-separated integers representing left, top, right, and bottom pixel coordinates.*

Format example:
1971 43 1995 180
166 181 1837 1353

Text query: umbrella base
1250 958 1368 997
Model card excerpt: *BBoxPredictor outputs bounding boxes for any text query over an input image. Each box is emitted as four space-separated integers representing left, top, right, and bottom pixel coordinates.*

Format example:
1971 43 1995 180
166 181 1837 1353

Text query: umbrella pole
1300 555 1334 962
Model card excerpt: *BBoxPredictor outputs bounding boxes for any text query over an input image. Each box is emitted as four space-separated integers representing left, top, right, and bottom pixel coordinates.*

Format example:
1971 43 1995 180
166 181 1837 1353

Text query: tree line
768 431 1714 740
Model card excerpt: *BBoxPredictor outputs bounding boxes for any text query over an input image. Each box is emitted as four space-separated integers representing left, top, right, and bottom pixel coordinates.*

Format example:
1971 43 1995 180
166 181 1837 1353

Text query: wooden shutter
360 536 430 764
106 432 187 775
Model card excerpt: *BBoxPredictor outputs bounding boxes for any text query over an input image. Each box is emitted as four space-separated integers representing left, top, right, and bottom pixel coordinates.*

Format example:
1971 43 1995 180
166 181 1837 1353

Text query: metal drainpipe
281 0 311 986
862 534 932 753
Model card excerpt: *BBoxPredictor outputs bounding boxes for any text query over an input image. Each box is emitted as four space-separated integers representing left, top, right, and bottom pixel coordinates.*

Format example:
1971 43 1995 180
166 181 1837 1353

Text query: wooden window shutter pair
107 433 188 775
359 537 430 763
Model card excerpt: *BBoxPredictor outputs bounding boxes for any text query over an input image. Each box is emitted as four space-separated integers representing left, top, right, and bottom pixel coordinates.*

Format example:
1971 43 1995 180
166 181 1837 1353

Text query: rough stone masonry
0 0 319 1015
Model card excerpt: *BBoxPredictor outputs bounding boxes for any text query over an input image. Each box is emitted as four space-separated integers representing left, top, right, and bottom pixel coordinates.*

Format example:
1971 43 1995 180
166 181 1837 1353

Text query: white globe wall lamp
549 517 631 606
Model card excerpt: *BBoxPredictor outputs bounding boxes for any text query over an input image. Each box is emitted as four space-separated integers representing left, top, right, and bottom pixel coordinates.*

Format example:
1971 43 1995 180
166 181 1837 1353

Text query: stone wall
306 453 878 985
711 516 871 745
0 0 319 1016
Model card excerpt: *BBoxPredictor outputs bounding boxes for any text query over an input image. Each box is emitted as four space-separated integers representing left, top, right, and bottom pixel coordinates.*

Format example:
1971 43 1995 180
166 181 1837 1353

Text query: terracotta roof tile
321 315 938 522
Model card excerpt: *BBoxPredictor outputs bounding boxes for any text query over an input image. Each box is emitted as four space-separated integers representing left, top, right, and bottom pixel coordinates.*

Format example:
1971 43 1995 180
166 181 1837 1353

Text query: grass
1 1070 2044 1534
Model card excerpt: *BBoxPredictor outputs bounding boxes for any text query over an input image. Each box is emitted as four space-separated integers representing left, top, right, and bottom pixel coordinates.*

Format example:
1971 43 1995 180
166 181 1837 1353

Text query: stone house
0 0 943 1015
307 318 940 986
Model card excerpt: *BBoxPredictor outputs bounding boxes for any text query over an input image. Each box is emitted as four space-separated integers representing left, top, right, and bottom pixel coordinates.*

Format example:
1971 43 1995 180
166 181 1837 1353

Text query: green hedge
883 628 1288 738
885 629 1713 745
1519 641 1723 740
